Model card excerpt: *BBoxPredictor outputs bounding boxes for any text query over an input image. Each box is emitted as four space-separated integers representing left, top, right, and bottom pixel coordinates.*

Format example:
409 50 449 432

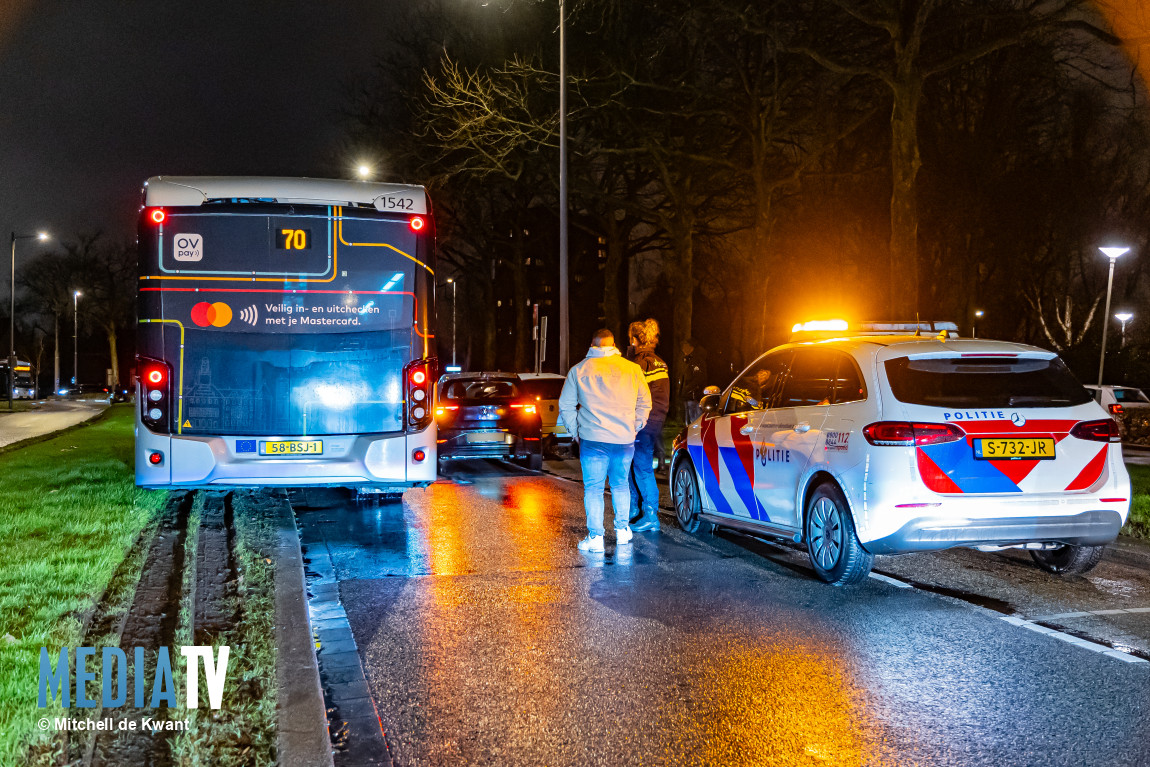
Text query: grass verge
1124 464 1150 539
0 404 166 764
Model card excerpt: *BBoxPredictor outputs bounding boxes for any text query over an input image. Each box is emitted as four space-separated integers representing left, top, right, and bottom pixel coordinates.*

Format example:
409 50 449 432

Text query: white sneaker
615 527 633 545
577 535 605 552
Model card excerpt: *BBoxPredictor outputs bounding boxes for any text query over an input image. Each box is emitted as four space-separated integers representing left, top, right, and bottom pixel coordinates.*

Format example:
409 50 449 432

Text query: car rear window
884 356 1093 408
1113 388 1150 403
518 378 565 400
441 379 520 400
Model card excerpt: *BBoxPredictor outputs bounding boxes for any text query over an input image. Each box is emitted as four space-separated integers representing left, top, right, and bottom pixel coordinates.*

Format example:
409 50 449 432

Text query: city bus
1 359 35 399
135 176 437 488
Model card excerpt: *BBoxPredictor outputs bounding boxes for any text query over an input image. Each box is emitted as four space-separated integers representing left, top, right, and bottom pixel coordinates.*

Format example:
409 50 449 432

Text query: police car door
695 352 789 520
753 348 835 528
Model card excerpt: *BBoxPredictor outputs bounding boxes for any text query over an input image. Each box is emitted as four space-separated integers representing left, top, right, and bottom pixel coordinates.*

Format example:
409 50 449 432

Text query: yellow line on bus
337 215 434 275
138 318 186 435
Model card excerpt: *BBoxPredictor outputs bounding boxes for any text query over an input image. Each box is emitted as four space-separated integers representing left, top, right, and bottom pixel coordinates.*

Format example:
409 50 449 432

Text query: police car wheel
673 462 711 535
804 482 873 586
1030 544 1106 576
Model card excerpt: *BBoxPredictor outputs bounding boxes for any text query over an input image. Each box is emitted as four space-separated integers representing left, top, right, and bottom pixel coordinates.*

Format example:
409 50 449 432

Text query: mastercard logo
191 301 233 328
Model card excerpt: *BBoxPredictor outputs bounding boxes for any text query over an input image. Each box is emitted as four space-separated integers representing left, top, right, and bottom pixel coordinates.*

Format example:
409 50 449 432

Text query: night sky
0 1 402 245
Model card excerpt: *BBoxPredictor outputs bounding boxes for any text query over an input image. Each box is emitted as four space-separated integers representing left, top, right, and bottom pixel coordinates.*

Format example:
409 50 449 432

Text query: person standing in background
678 338 709 424
559 329 652 552
626 319 669 532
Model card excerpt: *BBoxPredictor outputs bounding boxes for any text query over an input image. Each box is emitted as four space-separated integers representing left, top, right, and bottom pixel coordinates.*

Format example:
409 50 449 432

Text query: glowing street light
1115 312 1133 348
9 231 50 409
356 164 372 180
72 290 81 387
1097 246 1130 386
973 309 984 339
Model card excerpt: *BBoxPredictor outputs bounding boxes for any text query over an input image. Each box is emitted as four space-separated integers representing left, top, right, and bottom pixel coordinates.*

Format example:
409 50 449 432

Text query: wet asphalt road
294 461 1150 767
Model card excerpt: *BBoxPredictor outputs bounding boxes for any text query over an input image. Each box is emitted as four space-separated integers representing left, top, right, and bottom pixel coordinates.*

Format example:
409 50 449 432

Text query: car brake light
863 422 964 447
1109 403 1124 416
1069 419 1121 443
510 403 537 414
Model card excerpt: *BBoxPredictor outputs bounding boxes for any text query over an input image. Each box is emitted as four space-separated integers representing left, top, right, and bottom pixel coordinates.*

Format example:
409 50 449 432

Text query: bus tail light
138 357 172 433
148 451 164 465
863 422 964 447
405 358 436 432
412 449 426 463
149 208 166 224
409 216 425 232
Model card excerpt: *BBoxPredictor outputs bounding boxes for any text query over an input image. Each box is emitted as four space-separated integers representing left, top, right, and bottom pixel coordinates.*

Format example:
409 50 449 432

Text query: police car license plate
260 440 323 455
973 438 1055 460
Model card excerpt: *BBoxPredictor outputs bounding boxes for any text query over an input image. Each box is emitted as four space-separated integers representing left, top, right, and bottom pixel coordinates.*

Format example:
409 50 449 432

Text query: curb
273 491 335 767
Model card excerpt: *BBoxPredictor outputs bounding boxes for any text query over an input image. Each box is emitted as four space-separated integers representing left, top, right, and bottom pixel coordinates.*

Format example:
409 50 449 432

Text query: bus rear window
884 356 1093 408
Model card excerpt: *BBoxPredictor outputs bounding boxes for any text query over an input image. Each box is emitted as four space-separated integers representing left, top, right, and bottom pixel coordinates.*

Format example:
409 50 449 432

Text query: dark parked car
436 373 543 469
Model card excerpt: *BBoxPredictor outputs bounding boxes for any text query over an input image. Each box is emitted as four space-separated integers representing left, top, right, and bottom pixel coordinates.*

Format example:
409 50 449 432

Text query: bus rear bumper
135 424 436 488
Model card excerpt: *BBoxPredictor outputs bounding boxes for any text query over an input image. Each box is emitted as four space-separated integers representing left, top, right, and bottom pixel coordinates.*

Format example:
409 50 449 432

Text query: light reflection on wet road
294 460 1150 766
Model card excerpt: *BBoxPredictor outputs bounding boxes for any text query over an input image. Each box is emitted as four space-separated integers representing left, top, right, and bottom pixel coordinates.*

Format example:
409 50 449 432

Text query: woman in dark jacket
626 319 670 531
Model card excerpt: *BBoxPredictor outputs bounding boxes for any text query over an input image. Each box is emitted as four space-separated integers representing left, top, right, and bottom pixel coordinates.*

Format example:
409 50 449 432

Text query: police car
670 321 1130 586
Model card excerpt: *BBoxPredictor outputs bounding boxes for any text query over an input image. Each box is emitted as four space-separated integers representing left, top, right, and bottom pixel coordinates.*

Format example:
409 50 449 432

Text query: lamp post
558 0 569 373
446 277 457 366
973 309 984 339
1097 246 1129 387
72 290 81 387
9 231 49 410
356 164 371 180
1115 312 1133 349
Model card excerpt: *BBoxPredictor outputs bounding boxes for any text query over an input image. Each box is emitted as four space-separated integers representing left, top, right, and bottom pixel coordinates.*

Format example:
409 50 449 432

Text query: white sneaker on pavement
615 527 633 545
577 535 605 552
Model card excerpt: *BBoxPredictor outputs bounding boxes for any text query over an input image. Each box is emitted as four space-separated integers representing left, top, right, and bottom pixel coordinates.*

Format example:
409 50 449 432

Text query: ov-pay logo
173 234 203 262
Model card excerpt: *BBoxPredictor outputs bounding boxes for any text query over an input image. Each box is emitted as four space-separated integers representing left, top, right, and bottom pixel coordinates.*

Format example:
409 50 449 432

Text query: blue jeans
629 429 660 518
579 440 635 537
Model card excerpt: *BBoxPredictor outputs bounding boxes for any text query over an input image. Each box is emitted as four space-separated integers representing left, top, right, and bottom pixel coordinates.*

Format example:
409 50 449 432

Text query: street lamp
446 277 457 366
1097 246 1129 386
356 164 372 180
9 231 49 410
1097 247 1130 384
1115 312 1133 348
72 290 81 387
973 309 984 339
558 0 569 373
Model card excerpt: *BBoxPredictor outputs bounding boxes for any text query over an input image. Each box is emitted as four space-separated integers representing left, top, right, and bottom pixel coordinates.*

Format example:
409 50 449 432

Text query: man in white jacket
559 329 652 552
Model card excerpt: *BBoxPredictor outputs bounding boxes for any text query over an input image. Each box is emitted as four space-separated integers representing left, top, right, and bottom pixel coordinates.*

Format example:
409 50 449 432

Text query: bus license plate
260 440 323 456
973 438 1055 460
